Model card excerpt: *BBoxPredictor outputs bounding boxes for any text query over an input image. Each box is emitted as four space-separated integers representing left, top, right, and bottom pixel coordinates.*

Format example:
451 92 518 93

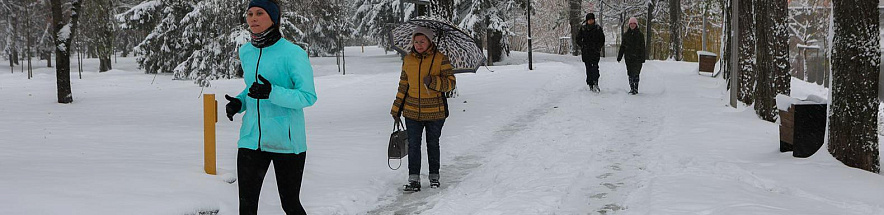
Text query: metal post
528 0 533 70
203 94 217 175
730 0 739 108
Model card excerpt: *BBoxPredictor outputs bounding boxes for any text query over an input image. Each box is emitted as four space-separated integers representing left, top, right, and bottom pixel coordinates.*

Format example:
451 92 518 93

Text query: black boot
430 179 440 188
628 79 636 95
404 180 421 192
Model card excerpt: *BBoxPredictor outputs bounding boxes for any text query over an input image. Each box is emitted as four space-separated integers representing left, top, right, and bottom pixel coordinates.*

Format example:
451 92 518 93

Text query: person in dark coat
617 17 646 95
576 13 605 92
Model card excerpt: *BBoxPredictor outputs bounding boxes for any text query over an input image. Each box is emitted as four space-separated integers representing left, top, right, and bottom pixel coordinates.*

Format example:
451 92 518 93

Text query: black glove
225 94 241 121
248 75 272 99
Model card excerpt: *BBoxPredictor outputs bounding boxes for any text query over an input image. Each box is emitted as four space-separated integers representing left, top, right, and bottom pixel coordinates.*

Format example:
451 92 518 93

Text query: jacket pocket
260 116 293 151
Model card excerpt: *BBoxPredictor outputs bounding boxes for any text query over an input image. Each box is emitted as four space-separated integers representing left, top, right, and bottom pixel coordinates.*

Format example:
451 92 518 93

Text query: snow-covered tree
117 0 192 75
49 0 83 103
646 0 662 60
753 0 790 122
171 0 250 86
829 0 880 173
719 0 730 80
737 0 755 105
457 0 528 63
118 0 306 86
2 0 21 69
291 0 353 57
81 0 115 72
568 0 580 56
351 0 416 52
669 0 682 61
430 0 455 22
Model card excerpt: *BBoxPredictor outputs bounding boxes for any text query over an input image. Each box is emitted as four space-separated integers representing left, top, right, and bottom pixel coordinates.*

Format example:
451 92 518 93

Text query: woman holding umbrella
391 26 456 192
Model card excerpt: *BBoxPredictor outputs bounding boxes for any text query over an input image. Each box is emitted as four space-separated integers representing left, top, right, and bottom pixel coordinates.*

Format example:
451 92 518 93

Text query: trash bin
776 95 828 158
697 51 718 73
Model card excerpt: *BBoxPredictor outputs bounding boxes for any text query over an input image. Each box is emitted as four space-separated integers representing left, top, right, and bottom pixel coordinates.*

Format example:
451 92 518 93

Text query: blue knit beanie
249 0 280 25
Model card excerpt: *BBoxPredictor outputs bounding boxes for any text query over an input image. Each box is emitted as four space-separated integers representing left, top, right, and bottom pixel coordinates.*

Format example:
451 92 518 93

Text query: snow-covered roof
797 44 821 49
696 51 717 57
776 94 828 111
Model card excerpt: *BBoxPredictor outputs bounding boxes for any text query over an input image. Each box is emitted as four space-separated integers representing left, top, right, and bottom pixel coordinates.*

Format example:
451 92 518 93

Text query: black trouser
404 118 445 179
585 61 600 86
238 148 307 215
626 62 643 92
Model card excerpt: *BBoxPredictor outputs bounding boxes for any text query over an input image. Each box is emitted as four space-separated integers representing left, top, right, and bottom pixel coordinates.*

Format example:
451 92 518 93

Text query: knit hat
628 17 638 25
585 13 596 21
412 26 435 42
249 0 280 25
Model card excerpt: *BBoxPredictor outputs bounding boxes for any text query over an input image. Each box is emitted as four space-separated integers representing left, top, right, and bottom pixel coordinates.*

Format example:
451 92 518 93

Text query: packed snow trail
366 58 671 214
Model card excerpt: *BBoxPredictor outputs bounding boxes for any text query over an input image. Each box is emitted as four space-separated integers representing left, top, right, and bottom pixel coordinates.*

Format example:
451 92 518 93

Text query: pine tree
118 0 306 86
829 0 880 173
291 0 352 57
118 0 194 75
82 0 115 72
172 0 250 86
351 0 410 52
458 0 527 63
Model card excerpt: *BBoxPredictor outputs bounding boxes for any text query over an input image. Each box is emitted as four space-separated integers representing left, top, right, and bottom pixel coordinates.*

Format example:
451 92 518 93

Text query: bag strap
388 158 403 170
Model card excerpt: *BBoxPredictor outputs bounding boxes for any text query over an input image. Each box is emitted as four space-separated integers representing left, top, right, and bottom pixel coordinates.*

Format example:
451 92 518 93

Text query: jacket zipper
255 48 263 151
418 55 423 121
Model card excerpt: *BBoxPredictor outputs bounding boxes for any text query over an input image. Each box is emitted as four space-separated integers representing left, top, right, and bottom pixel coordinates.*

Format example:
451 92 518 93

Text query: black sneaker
403 181 421 192
430 179 440 188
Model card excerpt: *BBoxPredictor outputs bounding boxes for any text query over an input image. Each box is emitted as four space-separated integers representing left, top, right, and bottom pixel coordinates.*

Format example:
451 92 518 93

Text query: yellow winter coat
391 49 456 121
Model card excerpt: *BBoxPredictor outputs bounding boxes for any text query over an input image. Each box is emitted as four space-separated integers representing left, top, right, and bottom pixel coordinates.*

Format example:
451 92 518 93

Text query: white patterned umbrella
390 16 486 73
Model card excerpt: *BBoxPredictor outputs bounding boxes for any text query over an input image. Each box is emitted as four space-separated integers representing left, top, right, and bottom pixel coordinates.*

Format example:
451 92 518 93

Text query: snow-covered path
366 57 676 214
2 47 883 215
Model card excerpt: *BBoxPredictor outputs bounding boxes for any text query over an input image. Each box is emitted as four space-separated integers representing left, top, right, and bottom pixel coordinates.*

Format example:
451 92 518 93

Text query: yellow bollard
204 94 217 175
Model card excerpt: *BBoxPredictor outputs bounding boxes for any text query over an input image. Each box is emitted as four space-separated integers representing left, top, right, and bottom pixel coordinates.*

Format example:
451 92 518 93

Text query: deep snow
1 47 882 214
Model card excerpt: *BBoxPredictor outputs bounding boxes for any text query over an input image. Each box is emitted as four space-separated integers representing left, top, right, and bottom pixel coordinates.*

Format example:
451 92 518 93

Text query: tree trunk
98 0 114 73
487 28 502 63
829 0 880 173
51 0 83 104
569 0 581 56
46 51 52 67
668 0 681 61
754 0 791 122
646 0 656 60
738 0 755 105
771 0 791 107
719 0 730 80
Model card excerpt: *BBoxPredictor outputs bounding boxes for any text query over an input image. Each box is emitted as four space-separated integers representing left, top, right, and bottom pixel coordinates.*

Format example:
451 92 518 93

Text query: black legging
238 148 307 215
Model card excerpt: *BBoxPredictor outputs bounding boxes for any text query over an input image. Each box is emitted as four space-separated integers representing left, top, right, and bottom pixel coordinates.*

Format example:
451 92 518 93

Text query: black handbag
387 121 408 170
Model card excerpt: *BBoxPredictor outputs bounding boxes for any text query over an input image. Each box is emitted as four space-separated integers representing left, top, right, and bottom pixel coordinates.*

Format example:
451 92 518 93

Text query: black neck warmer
250 25 282 48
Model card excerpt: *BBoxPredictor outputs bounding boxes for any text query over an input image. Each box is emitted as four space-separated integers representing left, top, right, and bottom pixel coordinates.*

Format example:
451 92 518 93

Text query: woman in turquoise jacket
224 0 317 214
